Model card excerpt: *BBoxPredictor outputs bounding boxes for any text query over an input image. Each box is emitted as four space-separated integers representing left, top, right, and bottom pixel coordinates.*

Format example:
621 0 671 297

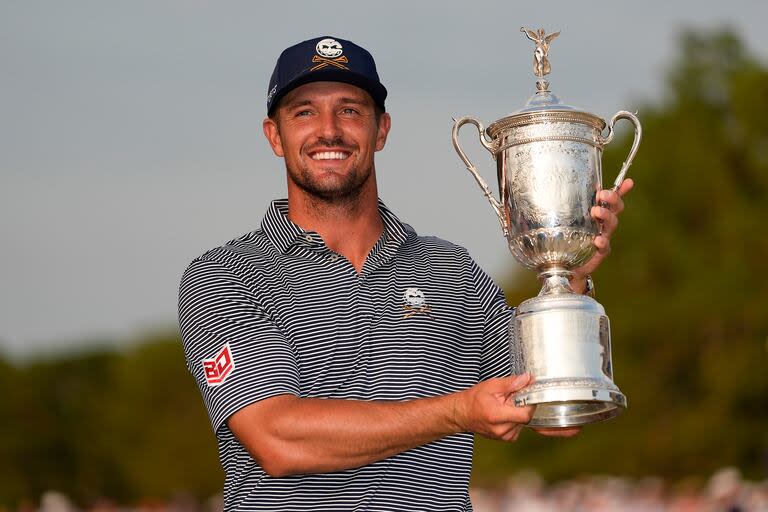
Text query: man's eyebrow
338 97 371 106
282 99 313 110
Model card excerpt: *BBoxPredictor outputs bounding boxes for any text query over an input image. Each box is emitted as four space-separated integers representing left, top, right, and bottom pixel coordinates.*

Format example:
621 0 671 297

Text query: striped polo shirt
178 199 514 511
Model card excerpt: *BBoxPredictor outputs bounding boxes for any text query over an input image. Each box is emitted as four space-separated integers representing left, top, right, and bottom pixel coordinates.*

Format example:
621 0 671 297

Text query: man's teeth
311 151 349 160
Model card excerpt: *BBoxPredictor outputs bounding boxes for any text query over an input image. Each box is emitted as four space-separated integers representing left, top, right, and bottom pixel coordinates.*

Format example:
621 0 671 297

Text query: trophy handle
451 116 508 237
600 110 642 191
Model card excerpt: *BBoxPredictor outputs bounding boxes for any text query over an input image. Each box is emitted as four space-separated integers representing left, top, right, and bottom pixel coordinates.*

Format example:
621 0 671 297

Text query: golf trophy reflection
452 28 642 427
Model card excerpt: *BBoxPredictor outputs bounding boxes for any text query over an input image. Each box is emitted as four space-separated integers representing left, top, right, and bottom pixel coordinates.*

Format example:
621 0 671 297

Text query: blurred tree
474 28 768 484
96 335 221 501
0 338 220 507
0 355 29 500
0 349 121 503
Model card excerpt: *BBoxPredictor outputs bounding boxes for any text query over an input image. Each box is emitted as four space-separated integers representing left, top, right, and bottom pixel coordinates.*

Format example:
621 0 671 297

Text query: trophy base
511 289 627 428
513 380 626 427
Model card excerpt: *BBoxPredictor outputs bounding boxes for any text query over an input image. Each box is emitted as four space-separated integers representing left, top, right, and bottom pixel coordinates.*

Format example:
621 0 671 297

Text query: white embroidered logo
402 288 433 319
316 38 343 58
267 84 277 102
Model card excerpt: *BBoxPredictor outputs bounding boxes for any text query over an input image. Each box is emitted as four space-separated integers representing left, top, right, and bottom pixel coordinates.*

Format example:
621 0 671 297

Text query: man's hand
571 178 634 291
453 374 582 441
452 373 535 442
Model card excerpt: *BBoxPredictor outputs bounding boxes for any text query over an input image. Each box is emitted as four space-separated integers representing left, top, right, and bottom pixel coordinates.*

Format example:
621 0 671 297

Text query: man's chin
295 175 369 203
304 185 362 203
288 163 374 203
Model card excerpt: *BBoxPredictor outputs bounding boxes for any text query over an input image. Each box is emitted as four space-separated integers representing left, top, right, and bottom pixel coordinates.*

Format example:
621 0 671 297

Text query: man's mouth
310 151 351 161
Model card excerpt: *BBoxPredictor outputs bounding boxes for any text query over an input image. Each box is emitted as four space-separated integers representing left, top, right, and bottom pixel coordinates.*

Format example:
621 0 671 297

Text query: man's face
263 81 391 203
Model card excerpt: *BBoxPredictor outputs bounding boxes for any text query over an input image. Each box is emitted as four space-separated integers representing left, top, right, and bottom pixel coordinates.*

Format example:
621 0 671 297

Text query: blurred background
2 1 767 510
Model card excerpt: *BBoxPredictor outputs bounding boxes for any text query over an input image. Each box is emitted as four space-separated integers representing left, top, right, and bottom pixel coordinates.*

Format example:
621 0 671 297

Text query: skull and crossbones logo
402 288 433 319
311 38 349 71
316 38 343 58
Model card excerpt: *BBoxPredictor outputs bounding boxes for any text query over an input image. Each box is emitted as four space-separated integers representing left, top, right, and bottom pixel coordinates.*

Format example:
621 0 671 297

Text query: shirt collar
261 198 416 255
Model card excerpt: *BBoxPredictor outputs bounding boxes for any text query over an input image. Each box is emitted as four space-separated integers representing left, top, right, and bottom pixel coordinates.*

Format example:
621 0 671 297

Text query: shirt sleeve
462 252 516 381
178 257 300 437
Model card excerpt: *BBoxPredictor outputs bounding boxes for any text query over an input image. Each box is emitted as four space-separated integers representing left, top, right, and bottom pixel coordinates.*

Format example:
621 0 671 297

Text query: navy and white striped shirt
178 199 514 511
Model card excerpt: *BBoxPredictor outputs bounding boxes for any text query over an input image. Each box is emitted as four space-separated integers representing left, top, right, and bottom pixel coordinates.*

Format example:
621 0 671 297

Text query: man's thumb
506 373 531 392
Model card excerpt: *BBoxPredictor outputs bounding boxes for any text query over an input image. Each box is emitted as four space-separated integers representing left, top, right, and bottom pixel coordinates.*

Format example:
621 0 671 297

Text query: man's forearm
229 393 462 477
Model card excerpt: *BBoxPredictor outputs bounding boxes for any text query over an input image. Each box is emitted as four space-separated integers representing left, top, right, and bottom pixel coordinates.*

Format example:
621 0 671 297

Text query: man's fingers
503 373 531 393
494 403 536 428
593 235 611 256
596 190 624 215
617 177 634 197
570 180 632 281
533 426 582 438
466 375 539 439
596 177 633 213
500 424 526 442
591 206 619 236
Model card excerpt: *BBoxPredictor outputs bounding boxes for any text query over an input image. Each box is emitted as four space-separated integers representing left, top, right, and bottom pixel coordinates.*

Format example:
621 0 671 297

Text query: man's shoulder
380 202 471 261
398 226 497 284
183 228 274 278
406 232 473 260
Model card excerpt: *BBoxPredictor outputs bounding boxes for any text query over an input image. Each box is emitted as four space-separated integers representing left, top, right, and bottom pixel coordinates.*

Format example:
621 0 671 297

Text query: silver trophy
452 28 642 427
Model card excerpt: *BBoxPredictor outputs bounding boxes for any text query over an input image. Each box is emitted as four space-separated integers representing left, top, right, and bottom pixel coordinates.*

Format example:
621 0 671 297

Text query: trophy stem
537 268 575 296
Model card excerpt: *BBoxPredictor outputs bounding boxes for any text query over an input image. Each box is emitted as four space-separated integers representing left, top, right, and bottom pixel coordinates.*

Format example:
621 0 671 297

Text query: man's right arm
228 373 536 478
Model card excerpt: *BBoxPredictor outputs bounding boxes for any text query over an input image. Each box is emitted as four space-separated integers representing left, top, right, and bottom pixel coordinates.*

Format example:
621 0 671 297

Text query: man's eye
295 110 312 117
341 108 358 115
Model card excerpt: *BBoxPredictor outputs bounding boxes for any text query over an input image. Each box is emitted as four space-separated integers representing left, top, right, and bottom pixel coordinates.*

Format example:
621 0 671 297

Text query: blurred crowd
7 467 768 512
472 468 768 512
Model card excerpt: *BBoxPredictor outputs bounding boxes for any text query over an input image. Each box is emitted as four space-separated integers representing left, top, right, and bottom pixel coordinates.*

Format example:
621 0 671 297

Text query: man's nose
317 111 343 139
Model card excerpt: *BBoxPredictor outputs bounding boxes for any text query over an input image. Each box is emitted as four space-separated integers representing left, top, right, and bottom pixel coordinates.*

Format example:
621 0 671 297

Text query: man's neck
287 185 384 274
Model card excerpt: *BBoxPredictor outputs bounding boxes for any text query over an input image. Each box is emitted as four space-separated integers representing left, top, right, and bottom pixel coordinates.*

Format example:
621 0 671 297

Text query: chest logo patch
402 287 434 319
202 343 235 386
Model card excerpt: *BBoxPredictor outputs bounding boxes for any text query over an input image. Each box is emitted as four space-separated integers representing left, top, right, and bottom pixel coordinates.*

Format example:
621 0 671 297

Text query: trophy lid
514 86 576 114
487 28 605 137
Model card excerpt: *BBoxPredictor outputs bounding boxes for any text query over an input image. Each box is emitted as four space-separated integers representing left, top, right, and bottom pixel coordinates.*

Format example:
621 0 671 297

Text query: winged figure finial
520 27 560 78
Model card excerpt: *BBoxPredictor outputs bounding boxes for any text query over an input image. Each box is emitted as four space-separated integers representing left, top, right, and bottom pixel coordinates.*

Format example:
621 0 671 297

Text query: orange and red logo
202 343 235 386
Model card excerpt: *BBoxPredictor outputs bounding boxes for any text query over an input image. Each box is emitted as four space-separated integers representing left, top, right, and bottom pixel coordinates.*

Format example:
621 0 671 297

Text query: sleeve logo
202 343 235 386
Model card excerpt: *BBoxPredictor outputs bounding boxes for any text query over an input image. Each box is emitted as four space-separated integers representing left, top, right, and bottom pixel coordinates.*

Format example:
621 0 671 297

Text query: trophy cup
451 28 642 427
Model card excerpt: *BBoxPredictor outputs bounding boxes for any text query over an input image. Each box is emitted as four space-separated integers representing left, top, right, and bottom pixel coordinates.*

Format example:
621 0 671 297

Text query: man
178 36 632 511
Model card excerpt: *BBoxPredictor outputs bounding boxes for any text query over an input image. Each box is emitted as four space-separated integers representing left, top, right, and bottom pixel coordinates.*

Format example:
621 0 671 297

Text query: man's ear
263 117 284 157
375 112 391 152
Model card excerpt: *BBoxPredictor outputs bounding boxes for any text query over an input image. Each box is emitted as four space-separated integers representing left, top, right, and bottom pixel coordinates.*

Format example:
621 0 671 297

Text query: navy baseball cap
266 36 387 115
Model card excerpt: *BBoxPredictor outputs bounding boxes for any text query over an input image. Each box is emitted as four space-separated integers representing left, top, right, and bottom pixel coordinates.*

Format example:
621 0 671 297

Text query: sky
2 0 767 359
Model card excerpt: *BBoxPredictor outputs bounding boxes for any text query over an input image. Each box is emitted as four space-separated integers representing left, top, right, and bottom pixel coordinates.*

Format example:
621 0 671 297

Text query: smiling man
178 36 632 511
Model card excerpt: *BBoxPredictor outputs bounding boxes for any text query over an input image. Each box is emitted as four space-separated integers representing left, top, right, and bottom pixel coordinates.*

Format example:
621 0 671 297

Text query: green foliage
474 28 768 484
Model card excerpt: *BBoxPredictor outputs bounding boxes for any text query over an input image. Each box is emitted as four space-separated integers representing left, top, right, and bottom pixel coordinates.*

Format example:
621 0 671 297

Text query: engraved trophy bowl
451 28 642 427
